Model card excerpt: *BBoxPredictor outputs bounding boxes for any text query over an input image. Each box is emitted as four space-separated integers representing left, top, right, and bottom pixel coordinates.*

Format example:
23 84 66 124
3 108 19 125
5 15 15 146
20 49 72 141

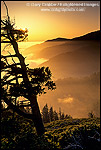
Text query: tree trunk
29 95 45 135
11 40 45 135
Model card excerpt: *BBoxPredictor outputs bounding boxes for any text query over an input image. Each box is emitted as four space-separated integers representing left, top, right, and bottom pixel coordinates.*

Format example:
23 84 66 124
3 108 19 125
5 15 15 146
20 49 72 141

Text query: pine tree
61 112 65 120
88 111 94 118
65 114 69 119
49 106 54 122
59 107 62 120
53 110 59 121
42 104 50 123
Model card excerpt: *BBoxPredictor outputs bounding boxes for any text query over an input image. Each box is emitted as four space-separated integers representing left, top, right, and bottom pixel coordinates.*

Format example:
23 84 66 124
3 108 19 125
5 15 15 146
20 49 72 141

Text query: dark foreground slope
1 111 100 150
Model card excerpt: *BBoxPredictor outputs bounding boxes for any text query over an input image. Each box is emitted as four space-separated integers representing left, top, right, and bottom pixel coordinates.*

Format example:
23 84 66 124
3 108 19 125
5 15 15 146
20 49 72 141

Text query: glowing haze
1 1 100 41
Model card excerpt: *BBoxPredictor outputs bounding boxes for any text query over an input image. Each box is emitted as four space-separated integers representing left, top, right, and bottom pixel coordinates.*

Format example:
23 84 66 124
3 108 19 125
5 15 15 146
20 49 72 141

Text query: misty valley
22 30 100 118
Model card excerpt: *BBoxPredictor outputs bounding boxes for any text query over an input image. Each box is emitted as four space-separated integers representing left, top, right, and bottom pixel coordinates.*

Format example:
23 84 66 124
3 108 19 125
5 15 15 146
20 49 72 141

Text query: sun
22 28 26 30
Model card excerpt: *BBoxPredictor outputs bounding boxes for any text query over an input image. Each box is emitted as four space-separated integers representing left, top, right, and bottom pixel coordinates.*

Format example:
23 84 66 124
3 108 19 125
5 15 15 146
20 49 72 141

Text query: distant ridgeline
45 30 100 42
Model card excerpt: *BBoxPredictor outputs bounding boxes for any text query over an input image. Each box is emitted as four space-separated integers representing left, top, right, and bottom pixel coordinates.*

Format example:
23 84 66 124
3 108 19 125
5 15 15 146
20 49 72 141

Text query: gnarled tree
1 1 56 135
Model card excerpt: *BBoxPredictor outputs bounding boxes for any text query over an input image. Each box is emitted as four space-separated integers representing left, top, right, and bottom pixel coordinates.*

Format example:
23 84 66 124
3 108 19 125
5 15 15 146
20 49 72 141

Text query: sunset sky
1 1 100 41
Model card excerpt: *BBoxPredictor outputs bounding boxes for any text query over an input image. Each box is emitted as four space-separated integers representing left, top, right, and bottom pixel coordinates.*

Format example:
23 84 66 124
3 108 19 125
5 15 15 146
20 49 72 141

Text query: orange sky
1 1 100 41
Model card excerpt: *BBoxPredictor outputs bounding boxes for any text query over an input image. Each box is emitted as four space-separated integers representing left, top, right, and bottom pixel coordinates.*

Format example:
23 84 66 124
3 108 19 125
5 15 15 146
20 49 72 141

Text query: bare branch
2 63 21 69
1 54 17 58
3 56 10 66
1 20 7 25
2 43 11 52
2 74 11 81
2 76 23 85
3 1 10 22
1 41 11 43
7 51 16 64
19 104 31 107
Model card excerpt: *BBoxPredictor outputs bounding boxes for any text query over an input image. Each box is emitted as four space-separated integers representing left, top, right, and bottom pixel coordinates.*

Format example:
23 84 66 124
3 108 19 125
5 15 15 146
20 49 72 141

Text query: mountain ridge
45 30 100 42
39 41 100 79
24 30 100 58
45 37 70 42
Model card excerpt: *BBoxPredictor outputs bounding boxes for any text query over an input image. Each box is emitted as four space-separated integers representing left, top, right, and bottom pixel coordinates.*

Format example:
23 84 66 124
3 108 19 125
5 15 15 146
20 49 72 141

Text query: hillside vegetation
1 111 100 150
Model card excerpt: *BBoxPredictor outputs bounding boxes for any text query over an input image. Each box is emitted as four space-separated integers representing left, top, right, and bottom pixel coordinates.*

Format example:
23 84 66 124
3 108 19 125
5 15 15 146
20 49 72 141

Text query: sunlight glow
1 1 100 41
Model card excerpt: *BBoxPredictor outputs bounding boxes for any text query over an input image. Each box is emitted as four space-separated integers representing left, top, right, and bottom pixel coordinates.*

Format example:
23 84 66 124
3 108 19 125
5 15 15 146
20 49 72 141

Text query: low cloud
58 95 74 104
